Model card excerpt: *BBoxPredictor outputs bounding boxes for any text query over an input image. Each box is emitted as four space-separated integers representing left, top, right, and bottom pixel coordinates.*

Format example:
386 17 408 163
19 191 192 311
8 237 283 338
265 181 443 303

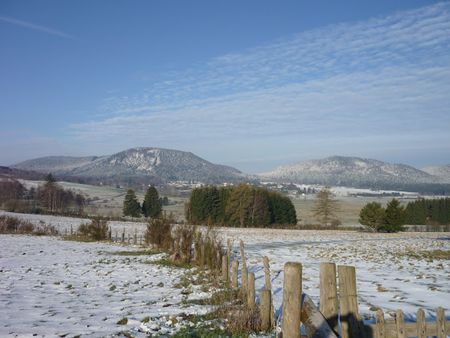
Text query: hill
422 165 450 183
259 156 446 191
13 147 247 185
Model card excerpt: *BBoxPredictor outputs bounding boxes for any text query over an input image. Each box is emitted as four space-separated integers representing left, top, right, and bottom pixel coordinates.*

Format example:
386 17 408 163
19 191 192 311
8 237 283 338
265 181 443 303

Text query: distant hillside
0 166 45 181
422 165 450 183
13 147 247 185
259 156 446 191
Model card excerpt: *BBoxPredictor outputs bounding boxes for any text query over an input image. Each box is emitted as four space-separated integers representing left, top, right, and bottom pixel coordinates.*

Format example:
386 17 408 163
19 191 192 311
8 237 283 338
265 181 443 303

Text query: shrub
194 225 225 270
0 216 58 236
78 218 109 240
173 224 197 263
145 216 173 250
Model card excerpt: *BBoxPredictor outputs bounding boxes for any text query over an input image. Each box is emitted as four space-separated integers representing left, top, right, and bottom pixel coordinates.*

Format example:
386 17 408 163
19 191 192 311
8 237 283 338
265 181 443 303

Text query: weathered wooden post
282 262 302 338
301 294 338 338
247 272 256 311
416 308 426 338
376 309 385 338
227 238 232 266
395 309 405 338
222 255 229 284
127 233 131 243
133 230 137 245
437 307 446 338
263 256 275 328
231 260 239 288
200 242 205 268
240 240 248 294
121 228 125 242
320 262 338 334
338 265 364 338
108 227 112 241
260 289 272 332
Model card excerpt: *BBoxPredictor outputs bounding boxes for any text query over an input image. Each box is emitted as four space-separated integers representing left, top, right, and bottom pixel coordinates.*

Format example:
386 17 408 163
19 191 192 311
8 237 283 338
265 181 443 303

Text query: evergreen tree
123 189 141 217
359 202 385 231
312 188 340 226
142 186 162 218
382 198 405 232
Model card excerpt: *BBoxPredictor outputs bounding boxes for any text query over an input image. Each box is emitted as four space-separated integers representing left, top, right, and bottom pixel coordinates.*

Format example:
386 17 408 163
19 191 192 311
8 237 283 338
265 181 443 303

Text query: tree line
404 198 450 225
359 197 450 232
0 174 86 215
184 184 297 227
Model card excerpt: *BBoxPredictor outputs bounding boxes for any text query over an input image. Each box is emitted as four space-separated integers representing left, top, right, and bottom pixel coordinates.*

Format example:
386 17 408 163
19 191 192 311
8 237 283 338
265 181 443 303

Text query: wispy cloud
0 15 74 39
70 2 450 171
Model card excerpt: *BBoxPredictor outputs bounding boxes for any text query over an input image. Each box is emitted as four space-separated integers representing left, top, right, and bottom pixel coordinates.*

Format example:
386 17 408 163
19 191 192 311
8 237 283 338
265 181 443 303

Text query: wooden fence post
282 262 302 338
263 256 275 328
222 255 229 284
247 272 255 311
260 289 272 332
121 228 125 243
395 310 405 338
240 240 248 295
338 265 364 338
416 308 426 338
231 260 239 288
376 309 385 338
133 230 137 245
437 307 446 338
320 262 338 334
200 243 205 268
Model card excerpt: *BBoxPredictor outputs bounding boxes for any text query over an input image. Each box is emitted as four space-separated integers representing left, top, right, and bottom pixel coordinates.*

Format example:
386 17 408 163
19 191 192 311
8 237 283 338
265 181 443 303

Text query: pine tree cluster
185 184 297 227
122 186 163 218
404 198 450 225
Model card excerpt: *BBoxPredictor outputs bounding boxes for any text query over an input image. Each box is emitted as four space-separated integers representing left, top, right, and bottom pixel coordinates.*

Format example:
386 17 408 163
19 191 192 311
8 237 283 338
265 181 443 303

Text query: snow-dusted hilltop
13 147 246 184
259 156 441 189
422 165 450 183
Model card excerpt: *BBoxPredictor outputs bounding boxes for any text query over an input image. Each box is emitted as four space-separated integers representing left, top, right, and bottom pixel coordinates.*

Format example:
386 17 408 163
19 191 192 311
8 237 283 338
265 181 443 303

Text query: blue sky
1 0 449 173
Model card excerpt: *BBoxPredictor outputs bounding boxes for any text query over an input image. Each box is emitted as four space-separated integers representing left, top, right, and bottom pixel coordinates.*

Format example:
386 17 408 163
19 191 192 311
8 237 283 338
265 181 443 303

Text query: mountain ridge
13 147 247 185
259 155 445 190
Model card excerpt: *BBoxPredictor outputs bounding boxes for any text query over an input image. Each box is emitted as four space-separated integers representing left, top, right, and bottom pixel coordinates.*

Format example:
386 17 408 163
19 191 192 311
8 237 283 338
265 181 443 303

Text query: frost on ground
1 211 449 333
0 235 214 337
222 228 450 323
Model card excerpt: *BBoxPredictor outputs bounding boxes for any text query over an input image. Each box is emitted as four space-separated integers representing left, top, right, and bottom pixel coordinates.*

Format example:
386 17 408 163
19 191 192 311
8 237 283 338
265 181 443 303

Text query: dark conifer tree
123 189 141 217
142 186 162 218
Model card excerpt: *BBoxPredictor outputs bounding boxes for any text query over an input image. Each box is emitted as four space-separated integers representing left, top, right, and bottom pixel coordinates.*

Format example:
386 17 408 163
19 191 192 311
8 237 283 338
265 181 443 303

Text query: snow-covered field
1 211 449 336
222 228 450 323
0 235 214 337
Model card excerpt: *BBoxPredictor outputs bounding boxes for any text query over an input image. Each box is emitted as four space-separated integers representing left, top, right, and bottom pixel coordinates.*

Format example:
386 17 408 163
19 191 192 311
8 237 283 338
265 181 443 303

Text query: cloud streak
0 16 74 39
70 3 450 171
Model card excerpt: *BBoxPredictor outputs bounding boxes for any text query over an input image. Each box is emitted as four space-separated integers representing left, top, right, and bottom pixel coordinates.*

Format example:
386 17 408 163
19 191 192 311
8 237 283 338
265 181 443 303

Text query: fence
222 240 449 338
63 225 449 337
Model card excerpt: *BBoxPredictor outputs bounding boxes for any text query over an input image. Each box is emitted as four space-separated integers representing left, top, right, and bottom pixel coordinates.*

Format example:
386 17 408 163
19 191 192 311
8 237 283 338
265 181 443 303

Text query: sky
1 0 449 173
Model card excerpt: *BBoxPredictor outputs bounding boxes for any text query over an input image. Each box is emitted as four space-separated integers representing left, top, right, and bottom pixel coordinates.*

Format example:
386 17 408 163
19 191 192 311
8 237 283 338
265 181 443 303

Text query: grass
184 288 240 306
108 249 162 256
402 249 450 261
117 317 128 325
149 258 193 269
